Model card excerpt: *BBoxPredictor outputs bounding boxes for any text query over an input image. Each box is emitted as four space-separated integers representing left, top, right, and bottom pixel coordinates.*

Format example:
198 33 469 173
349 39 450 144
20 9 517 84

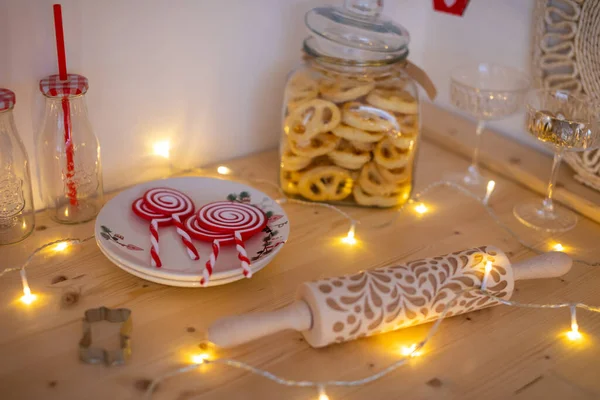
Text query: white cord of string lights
249 177 358 228
177 166 598 265
191 170 598 267
143 287 600 399
0 236 95 279
1 175 599 398
376 180 600 267
2 177 598 305
0 236 96 304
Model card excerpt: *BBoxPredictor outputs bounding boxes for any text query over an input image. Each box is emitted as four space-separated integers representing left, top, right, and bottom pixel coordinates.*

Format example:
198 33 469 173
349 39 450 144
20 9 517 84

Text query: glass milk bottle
0 89 35 244
37 74 103 224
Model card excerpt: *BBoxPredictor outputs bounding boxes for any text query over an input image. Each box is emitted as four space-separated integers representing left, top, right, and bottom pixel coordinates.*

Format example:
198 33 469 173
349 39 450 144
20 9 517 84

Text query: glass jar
37 74 103 224
280 0 434 207
0 89 35 244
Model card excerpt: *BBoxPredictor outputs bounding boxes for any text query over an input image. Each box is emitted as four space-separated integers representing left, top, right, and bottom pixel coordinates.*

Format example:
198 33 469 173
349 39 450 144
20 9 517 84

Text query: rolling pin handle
207 300 312 348
512 251 572 281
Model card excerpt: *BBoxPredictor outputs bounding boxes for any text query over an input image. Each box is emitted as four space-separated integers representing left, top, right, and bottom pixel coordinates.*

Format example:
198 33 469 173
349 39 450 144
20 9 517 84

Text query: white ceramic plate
98 245 266 287
95 177 289 286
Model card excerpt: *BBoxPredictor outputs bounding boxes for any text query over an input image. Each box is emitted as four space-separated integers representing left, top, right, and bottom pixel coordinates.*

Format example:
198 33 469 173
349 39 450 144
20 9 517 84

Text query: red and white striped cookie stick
234 231 252 278
201 239 220 286
149 219 162 268
172 215 200 261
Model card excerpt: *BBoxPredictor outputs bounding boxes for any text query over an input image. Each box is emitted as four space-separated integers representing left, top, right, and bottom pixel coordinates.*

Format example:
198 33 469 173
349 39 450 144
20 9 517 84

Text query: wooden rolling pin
209 246 572 348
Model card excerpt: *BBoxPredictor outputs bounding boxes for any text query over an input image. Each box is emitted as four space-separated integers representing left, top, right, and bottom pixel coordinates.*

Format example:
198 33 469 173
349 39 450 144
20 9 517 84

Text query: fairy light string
374 179 598 267
0 236 95 304
252 177 359 240
2 176 597 304
0 171 597 399
143 286 598 399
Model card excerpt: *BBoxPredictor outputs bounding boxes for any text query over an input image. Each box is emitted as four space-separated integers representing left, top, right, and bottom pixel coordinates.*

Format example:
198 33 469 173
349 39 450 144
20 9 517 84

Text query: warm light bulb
20 287 37 305
317 387 329 400
19 269 36 305
553 243 565 252
191 353 209 364
217 166 231 175
567 306 582 341
54 242 69 252
153 140 171 159
481 261 493 291
341 224 357 245
567 328 582 341
414 203 428 214
485 261 492 274
482 180 496 205
400 344 422 358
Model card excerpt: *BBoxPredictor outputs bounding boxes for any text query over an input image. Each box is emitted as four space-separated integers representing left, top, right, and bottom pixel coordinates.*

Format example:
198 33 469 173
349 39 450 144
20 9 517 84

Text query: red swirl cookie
184 215 236 246
143 187 195 219
131 198 172 226
138 188 200 262
196 201 267 238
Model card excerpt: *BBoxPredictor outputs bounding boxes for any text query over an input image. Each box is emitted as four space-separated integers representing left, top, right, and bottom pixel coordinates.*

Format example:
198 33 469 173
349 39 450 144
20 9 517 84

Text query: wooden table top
1 116 600 400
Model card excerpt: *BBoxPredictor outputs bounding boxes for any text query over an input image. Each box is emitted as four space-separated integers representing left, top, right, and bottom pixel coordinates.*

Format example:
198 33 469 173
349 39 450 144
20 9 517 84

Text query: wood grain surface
1 108 600 400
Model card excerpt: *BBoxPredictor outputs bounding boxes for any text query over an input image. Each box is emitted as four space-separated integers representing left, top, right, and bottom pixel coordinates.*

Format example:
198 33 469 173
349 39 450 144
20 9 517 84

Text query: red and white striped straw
53 4 78 206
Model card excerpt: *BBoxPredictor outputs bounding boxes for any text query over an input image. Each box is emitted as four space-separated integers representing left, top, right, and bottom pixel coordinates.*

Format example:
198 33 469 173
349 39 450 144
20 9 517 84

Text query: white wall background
0 0 536 209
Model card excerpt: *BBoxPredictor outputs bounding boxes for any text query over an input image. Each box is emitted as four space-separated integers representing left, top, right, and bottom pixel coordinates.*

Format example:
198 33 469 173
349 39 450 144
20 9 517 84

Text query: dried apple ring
375 78 411 91
351 140 376 152
394 113 418 139
307 155 335 168
284 99 341 142
289 131 340 158
374 138 411 169
285 72 319 110
280 169 302 195
366 89 418 114
376 163 410 184
320 80 375 103
390 129 416 150
358 161 398 196
281 146 312 171
341 102 397 132
297 166 352 201
390 114 418 149
390 135 415 151
328 139 371 170
332 124 384 143
397 113 419 130
353 184 409 208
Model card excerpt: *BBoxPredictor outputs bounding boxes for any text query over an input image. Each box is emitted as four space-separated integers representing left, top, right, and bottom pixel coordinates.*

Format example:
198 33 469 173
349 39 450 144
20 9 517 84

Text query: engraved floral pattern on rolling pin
305 246 513 344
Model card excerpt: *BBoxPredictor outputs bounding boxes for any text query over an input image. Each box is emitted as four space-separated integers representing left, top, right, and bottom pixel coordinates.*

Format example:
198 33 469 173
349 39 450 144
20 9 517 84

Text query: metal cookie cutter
79 306 132 366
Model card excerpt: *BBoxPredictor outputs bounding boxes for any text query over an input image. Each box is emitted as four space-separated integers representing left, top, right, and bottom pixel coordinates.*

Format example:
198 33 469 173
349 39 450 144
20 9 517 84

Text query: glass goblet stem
542 150 564 216
466 120 485 183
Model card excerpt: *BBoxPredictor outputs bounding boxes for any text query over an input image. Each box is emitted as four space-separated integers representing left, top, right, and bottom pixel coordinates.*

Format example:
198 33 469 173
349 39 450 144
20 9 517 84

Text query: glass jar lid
304 0 410 65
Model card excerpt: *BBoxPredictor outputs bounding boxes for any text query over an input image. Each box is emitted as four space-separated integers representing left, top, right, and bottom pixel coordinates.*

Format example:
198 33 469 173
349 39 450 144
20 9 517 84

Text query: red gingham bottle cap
0 89 16 111
39 73 89 97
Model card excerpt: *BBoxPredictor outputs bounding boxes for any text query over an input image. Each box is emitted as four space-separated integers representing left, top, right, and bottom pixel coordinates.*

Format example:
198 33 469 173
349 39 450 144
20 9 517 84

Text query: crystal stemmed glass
449 63 530 191
513 90 599 232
